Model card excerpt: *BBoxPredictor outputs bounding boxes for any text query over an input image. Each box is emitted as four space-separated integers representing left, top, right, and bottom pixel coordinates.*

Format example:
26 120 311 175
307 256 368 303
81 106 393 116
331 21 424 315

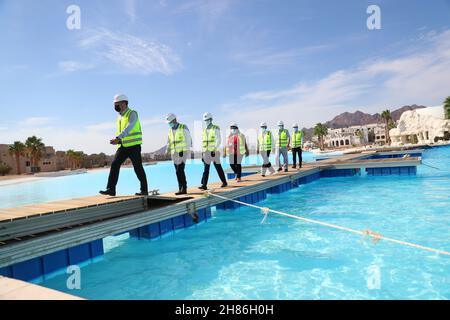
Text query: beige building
0 144 70 175
324 123 387 148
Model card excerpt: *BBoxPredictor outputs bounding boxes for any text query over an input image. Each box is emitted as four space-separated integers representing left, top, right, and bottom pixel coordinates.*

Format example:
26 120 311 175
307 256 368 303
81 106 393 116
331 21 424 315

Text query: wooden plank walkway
0 276 82 300
0 149 421 224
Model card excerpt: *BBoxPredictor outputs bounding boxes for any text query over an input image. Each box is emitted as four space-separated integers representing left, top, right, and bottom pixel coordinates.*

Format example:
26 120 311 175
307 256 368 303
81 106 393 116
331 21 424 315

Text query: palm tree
66 150 76 169
25 136 45 167
313 123 328 150
66 150 84 169
444 96 450 120
354 129 365 145
381 110 392 145
8 141 26 174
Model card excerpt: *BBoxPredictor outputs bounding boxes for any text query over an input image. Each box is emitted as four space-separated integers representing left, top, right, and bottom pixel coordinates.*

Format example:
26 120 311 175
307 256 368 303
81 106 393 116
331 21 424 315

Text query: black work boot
198 185 208 191
175 187 187 195
99 189 116 196
135 191 148 196
221 182 228 188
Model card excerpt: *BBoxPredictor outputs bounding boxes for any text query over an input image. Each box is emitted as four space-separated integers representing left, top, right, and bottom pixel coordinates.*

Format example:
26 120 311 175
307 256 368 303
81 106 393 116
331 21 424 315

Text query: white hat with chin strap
260 122 268 127
292 123 299 128
113 94 128 103
230 122 238 128
277 120 284 126
166 113 177 123
203 112 213 121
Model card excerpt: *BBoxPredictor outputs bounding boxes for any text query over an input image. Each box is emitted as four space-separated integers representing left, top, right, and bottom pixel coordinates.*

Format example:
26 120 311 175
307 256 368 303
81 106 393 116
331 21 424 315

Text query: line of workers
100 94 303 197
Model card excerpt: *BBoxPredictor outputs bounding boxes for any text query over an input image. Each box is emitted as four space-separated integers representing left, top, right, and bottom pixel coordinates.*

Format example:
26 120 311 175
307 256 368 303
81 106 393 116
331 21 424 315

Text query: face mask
279 126 284 130
169 122 175 129
205 119 212 126
261 127 267 132
231 129 237 134
114 105 121 112
293 128 298 132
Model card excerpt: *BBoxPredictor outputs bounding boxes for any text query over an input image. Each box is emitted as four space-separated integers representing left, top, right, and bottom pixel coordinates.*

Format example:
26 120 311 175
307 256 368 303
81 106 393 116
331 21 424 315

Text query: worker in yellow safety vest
275 121 291 172
100 94 148 197
224 123 249 182
291 123 303 169
199 112 227 190
165 113 192 195
257 122 276 177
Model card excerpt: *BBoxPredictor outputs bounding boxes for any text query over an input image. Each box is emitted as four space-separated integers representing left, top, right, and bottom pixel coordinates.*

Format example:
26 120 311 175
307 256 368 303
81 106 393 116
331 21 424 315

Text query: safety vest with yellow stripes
292 131 303 148
258 131 272 151
227 133 246 155
202 125 220 152
116 108 142 148
276 129 289 148
168 124 188 154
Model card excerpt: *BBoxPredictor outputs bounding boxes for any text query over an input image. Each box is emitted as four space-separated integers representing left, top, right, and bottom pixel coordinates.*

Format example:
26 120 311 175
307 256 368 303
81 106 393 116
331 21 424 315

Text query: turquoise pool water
35 146 450 299
0 152 329 209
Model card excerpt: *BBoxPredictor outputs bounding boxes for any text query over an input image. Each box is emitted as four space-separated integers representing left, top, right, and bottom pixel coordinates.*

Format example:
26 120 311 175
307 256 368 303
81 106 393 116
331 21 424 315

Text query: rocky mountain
303 104 427 141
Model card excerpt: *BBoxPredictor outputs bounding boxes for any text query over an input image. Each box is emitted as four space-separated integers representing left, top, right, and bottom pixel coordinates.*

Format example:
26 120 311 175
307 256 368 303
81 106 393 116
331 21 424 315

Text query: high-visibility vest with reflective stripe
227 134 246 155
202 125 220 152
292 131 303 148
116 108 143 148
258 131 272 151
168 124 188 154
276 129 289 147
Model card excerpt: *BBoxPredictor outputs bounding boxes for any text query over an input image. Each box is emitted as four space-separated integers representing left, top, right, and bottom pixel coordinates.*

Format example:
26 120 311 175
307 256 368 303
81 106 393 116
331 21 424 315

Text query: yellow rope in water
207 191 450 257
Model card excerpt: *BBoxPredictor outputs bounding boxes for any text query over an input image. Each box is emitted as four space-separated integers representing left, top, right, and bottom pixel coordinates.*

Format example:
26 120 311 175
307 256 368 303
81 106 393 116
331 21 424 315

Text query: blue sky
0 0 449 153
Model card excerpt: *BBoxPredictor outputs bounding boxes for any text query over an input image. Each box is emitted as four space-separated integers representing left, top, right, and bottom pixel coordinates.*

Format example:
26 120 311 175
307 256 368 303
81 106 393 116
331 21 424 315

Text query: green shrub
0 162 12 176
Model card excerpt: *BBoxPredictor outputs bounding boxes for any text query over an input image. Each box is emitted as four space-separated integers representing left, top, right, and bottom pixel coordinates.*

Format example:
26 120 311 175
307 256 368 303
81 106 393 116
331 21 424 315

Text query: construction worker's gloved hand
211 151 216 157
179 152 183 157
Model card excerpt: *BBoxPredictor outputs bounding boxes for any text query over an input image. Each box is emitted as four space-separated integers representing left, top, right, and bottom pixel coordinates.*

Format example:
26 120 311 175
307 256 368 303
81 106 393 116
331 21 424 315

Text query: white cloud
58 60 94 73
219 29 450 131
21 117 54 127
79 28 182 75
232 45 334 68
124 0 137 23
174 0 232 32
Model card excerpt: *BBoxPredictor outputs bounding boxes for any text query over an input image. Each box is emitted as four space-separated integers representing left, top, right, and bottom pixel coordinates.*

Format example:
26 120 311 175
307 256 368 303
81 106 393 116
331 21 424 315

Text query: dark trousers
201 153 227 187
107 145 148 192
292 147 303 167
230 154 243 179
174 162 187 191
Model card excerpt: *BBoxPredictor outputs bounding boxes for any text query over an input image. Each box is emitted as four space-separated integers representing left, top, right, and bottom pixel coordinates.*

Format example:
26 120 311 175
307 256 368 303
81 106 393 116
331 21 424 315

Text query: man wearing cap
292 124 303 169
165 113 192 195
199 112 227 190
99 94 148 196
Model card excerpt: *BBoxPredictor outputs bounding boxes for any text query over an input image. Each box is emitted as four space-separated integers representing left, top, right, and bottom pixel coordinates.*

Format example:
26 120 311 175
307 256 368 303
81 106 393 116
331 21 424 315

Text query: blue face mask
169 122 176 129
205 119 212 126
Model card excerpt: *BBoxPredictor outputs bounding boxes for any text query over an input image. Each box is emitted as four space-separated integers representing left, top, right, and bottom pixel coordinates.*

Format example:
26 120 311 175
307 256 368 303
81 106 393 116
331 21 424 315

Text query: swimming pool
33 146 450 299
0 151 332 209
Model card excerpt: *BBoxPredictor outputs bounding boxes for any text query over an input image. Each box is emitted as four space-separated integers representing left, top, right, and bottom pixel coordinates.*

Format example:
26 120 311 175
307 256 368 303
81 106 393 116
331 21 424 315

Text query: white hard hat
113 94 128 103
203 112 213 121
277 121 284 126
260 122 268 127
230 122 238 128
292 123 299 128
166 113 176 123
